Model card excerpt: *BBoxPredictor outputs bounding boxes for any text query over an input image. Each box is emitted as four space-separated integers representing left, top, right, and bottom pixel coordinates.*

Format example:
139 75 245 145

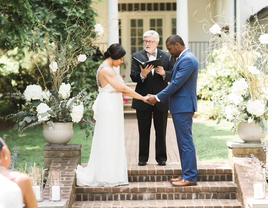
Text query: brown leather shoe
169 176 183 183
171 179 197 186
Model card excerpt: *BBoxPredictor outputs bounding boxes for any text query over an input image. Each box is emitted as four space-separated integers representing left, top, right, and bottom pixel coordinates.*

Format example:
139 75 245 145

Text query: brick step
124 103 133 111
75 181 237 201
128 162 232 182
72 199 242 208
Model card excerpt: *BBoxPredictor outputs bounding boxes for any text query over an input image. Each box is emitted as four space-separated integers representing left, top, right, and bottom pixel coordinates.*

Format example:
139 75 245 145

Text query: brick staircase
72 162 242 208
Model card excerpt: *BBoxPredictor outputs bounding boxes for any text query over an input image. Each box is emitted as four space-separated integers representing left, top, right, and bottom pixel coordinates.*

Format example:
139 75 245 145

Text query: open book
133 57 162 68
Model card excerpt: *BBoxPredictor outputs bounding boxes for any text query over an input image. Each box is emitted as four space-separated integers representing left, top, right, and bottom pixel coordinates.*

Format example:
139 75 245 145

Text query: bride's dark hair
104 43 126 60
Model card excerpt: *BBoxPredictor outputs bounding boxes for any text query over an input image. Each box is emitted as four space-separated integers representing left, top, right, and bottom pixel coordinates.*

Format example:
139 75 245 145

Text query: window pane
150 19 155 27
141 3 146 11
122 3 126 11
160 3 165 11
138 29 143 36
134 3 139 11
131 29 136 36
157 19 162 27
131 47 136 54
138 19 143 27
147 3 152 11
166 3 171 11
128 3 133 11
157 28 162 36
138 38 143 45
154 3 158 10
131 20 136 27
131 38 136 45
138 47 143 51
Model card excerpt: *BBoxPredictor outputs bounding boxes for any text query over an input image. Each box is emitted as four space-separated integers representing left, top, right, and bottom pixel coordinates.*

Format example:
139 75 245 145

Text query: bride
76 43 149 187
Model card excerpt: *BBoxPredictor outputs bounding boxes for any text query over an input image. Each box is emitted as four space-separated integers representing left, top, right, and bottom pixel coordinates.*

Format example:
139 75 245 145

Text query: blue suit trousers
172 112 197 182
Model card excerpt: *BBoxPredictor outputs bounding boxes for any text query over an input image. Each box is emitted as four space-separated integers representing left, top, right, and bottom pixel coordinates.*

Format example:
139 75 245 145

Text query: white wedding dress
76 63 128 187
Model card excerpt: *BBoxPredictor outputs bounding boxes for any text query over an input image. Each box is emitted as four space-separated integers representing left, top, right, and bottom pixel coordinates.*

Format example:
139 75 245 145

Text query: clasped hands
143 94 157 105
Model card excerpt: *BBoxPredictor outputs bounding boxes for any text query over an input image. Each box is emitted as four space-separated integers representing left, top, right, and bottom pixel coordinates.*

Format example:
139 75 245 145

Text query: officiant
130 30 175 166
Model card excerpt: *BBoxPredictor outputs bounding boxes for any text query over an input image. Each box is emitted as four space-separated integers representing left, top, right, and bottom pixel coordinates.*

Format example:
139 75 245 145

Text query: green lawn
193 120 241 161
0 119 243 172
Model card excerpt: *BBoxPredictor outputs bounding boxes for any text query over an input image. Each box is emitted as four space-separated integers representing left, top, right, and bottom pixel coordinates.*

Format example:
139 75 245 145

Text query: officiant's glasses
143 40 155 45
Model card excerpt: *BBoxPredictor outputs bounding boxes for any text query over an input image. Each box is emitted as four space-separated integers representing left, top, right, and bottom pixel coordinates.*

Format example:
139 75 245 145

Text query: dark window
121 3 126 11
128 3 133 11
166 3 171 11
134 3 139 11
147 3 152 11
154 3 158 11
141 3 146 11
172 3 176 11
160 3 165 11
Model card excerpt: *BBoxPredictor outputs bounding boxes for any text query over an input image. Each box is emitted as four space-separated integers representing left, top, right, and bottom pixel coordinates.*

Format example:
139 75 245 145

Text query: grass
0 119 245 172
193 119 241 161
0 124 93 172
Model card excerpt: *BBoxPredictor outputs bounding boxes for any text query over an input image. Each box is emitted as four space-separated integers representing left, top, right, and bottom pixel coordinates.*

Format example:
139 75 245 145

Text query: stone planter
43 122 73 144
237 120 268 143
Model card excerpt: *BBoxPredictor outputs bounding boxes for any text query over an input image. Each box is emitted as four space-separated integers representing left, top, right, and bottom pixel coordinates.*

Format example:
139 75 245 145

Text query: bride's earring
5 156 8 160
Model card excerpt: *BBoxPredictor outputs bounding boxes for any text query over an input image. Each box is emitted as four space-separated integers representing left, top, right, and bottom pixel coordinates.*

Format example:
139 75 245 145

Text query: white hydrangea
23 85 43 101
227 93 243 105
247 66 260 75
94 23 104 36
41 90 51 101
246 100 265 117
36 103 51 122
259 34 268 44
70 104 84 123
59 83 71 99
232 78 248 96
49 61 58 72
225 105 239 120
209 23 221 35
77 54 87 62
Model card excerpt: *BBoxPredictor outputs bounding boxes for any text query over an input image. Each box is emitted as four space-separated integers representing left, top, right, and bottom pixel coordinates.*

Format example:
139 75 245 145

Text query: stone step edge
72 199 242 207
76 181 237 194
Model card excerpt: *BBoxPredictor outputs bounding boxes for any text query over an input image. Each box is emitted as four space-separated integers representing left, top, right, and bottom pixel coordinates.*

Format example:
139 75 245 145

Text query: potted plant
5 7 104 144
203 20 268 142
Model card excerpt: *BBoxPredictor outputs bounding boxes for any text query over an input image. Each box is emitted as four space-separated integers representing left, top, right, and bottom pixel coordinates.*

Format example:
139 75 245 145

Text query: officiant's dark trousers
137 105 168 163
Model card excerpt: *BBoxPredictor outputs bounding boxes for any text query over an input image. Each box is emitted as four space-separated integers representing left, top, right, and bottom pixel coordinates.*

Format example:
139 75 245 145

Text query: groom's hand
147 94 157 105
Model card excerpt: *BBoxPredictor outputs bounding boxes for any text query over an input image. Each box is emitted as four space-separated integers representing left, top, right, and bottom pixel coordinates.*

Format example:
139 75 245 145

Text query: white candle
254 182 265 199
51 185 61 201
33 185 42 201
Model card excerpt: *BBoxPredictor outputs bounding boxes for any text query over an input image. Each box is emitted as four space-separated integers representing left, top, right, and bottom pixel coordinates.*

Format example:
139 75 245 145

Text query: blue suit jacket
157 49 199 114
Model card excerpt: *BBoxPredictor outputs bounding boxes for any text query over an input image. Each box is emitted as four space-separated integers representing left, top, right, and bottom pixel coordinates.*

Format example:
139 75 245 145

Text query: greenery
0 0 103 117
0 120 245 173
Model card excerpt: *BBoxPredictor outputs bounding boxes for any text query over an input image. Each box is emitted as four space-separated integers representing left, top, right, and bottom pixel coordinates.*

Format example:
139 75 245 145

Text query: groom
147 34 198 186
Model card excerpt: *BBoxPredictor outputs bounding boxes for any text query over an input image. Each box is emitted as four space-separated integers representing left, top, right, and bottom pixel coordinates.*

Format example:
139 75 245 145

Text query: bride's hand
142 95 151 104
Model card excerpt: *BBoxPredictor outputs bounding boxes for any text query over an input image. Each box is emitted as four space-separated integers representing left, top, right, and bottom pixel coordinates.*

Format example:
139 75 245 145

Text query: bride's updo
104 43 126 60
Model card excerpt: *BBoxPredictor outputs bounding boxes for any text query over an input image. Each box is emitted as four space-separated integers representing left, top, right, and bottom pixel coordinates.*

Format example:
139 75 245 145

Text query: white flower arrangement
204 21 268 132
94 23 104 36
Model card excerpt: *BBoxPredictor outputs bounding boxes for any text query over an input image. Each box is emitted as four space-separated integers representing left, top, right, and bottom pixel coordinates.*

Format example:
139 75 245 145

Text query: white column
107 0 119 47
216 0 223 24
176 0 188 47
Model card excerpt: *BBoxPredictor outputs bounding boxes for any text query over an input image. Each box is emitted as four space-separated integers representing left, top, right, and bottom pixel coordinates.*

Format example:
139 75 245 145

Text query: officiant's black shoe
158 161 166 166
138 162 147 166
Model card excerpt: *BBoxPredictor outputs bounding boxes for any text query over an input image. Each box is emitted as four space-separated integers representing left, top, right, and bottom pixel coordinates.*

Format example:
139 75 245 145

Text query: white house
93 0 268 82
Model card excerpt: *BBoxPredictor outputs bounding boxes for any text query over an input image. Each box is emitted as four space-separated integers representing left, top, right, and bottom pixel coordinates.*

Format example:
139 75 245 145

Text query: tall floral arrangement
205 19 268 132
6 5 104 138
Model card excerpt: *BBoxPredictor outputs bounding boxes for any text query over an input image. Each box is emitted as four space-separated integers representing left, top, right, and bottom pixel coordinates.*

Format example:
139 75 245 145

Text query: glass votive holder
253 167 266 199
49 170 61 201
28 167 43 202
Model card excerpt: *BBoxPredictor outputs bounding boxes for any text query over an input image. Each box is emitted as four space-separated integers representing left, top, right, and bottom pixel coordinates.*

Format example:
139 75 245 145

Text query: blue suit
157 49 198 181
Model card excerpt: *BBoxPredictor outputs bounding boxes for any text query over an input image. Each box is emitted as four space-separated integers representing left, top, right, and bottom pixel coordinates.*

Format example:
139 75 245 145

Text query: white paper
51 185 61 201
32 185 42 201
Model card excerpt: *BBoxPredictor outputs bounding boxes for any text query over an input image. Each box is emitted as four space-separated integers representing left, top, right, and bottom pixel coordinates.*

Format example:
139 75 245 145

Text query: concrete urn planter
237 120 268 143
43 122 73 144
